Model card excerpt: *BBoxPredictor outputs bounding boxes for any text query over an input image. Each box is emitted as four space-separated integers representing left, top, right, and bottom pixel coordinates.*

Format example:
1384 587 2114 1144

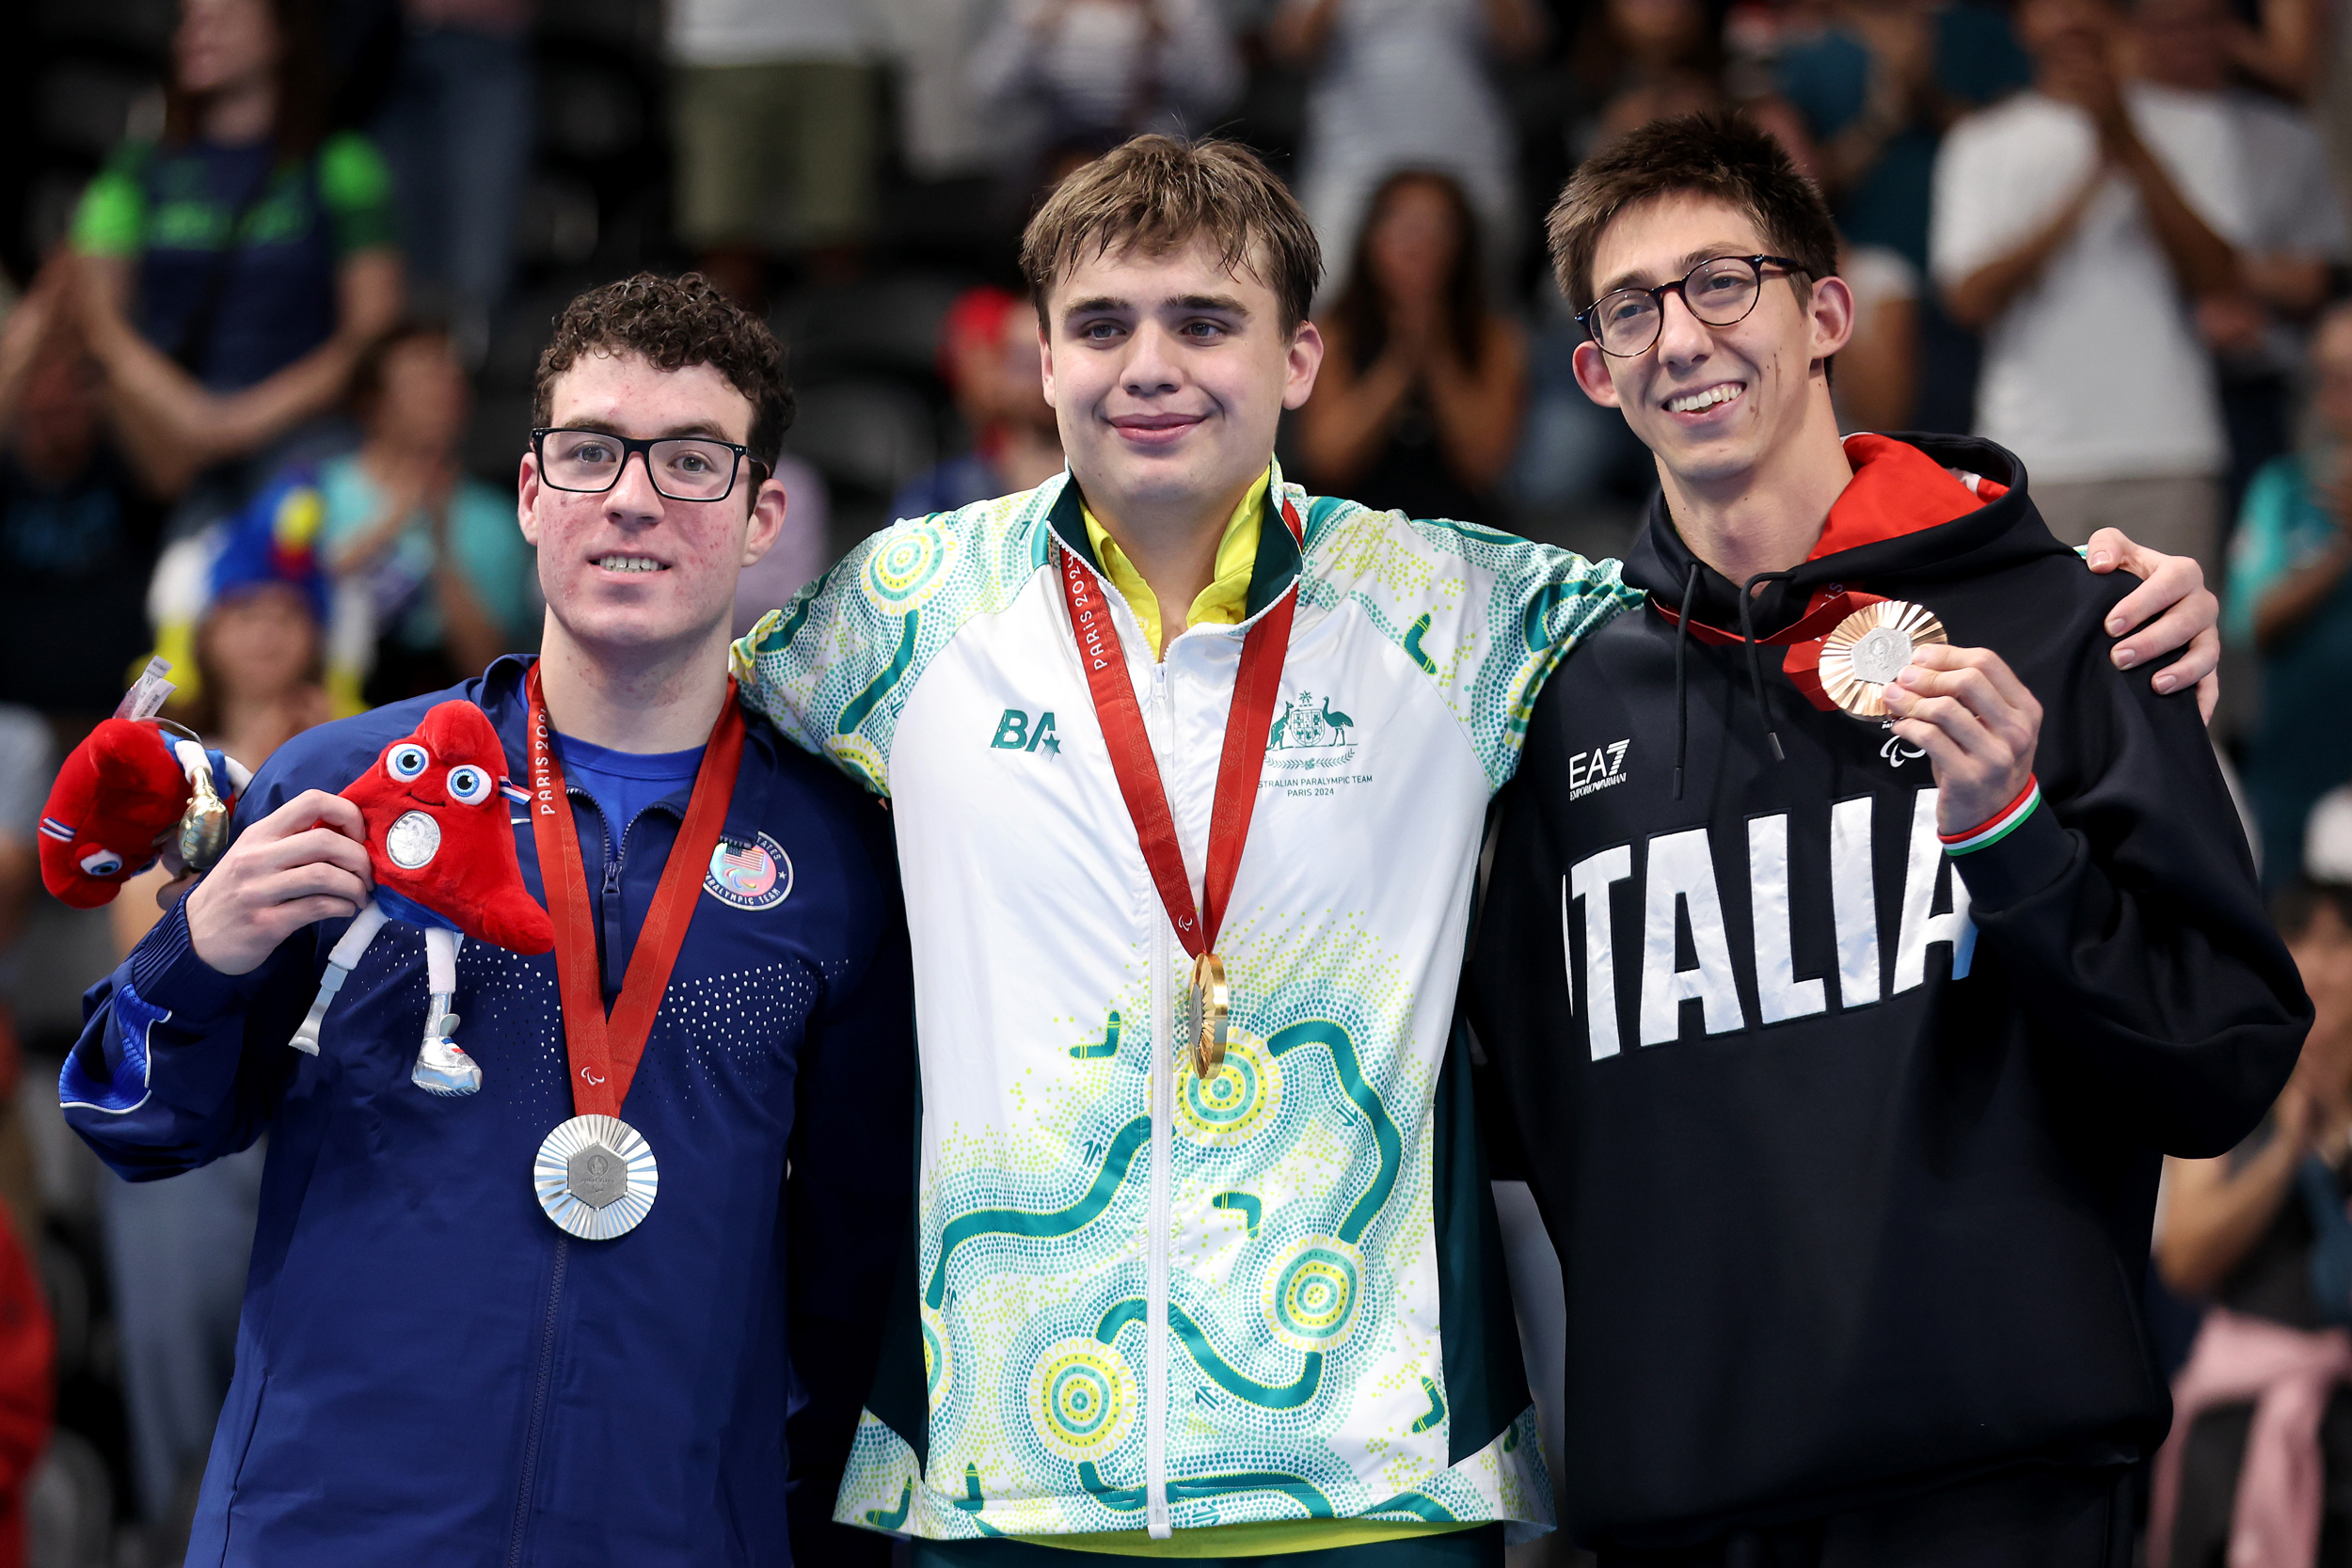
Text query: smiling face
1571 191 1851 497
1041 237 1322 531
518 350 787 665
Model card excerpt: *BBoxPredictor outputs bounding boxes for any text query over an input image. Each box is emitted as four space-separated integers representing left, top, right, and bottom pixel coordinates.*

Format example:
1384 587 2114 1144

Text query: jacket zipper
1145 656 1175 1539
505 1235 569 1567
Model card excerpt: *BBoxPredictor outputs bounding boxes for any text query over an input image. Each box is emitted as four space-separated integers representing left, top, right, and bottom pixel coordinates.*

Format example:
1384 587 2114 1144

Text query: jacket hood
1625 434 2074 639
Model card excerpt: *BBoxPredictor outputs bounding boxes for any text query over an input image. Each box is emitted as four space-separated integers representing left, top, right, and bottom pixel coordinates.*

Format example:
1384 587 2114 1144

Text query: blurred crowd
0 0 2349 1560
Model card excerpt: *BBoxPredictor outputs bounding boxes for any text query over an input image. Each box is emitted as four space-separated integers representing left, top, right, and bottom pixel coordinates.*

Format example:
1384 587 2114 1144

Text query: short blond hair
1020 135 1323 332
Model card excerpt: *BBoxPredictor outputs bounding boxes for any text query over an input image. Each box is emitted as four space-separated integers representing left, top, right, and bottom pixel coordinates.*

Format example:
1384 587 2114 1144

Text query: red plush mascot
289 701 554 1096
39 718 248 910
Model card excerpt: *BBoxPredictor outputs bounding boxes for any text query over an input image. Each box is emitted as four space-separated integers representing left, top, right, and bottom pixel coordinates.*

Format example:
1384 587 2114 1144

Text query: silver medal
533 1114 659 1240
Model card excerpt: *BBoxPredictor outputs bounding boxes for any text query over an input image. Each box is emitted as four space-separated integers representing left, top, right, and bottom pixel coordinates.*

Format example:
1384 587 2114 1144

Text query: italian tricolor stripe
1941 777 2041 855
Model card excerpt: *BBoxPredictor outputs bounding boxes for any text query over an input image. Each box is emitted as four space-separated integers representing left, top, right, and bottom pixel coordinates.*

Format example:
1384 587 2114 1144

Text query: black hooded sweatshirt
1469 434 2310 1551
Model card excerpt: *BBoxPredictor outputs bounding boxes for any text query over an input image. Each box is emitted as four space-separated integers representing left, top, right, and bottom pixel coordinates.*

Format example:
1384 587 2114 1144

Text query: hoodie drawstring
1672 562 1698 800
1737 570 1796 764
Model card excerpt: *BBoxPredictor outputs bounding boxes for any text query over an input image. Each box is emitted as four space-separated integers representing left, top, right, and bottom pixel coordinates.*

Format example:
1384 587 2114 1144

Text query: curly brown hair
1546 111 1837 317
532 273 795 467
1021 136 1323 333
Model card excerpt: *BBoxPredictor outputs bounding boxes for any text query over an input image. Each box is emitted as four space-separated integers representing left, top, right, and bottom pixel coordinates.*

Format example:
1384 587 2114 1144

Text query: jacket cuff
124 895 251 1020
1948 791 2072 912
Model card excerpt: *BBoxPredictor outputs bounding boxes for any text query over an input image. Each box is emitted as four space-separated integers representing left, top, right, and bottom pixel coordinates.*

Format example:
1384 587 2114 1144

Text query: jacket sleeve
58 743 330 1180
59 894 312 1180
783 848 918 1561
1303 491 1641 795
732 502 1019 800
1952 602 2309 1159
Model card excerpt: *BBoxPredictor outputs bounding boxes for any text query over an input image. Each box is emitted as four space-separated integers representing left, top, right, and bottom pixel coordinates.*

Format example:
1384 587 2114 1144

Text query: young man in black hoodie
1470 113 2312 1565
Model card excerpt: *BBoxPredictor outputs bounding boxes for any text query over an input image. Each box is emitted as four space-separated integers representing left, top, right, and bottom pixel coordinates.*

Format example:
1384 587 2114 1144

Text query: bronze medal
1819 600 1947 719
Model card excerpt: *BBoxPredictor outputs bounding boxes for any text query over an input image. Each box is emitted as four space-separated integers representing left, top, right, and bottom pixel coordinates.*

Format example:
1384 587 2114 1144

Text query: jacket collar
1628 435 2067 640
1042 460 1305 623
478 653 780 847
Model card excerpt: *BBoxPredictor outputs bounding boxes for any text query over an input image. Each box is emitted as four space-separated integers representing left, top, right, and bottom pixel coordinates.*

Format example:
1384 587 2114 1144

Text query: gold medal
1819 600 1947 719
1186 951 1230 1079
178 763 232 872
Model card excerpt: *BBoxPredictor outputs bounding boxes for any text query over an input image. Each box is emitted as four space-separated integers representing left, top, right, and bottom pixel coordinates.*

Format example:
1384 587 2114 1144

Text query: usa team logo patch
704 832 793 911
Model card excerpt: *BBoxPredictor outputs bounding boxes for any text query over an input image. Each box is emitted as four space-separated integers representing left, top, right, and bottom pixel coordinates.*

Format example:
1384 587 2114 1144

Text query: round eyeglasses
531 428 771 503
1578 255 1807 357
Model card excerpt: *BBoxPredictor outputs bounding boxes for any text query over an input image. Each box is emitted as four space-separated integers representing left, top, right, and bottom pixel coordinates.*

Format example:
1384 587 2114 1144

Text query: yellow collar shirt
1080 469 1270 657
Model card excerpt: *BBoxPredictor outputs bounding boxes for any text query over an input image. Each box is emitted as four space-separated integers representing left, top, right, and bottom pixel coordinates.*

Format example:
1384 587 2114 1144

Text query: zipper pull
603 853 623 901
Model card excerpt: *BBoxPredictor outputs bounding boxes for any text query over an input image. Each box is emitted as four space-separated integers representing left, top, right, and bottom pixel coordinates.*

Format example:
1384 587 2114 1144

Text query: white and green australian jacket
730 464 1637 1544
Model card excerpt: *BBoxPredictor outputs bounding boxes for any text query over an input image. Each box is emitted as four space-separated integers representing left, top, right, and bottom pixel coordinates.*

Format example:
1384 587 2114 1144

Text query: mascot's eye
446 766 490 805
389 744 430 781
78 849 124 878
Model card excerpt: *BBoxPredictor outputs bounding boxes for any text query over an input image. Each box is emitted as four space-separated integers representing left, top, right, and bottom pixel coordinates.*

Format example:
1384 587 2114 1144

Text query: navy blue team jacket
62 656 916 1568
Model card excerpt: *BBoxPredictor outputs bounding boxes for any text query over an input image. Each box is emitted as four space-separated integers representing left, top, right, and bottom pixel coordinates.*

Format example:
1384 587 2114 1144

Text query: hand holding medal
1877 641 2044 836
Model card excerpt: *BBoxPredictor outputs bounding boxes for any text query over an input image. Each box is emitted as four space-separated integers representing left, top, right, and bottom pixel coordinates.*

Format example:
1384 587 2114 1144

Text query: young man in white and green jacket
730 136 2219 1564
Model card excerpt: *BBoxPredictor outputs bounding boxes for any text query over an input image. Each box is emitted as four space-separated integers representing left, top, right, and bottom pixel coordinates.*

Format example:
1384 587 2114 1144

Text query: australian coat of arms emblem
1268 690 1357 751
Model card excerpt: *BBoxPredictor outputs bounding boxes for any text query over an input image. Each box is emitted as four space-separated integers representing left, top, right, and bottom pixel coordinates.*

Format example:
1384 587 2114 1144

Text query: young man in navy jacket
1470 115 2310 1564
60 276 914 1567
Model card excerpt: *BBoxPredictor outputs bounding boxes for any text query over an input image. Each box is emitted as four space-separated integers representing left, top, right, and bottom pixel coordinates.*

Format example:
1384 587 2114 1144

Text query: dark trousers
912 1523 1504 1568
1594 1467 2133 1568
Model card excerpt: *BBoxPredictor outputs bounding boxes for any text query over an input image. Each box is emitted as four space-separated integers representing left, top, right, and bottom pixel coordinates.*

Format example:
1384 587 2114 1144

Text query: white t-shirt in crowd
969 0 1240 145
667 0 880 66
1931 85 2252 483
1280 0 1518 293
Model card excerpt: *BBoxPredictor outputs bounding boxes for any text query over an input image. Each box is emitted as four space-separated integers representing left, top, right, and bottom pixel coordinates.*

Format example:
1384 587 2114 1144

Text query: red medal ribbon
1653 585 1889 713
525 663 746 1118
1060 499 1303 961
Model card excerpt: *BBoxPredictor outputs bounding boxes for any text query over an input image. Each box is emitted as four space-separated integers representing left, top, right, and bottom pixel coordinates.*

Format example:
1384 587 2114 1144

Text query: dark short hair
532 273 794 467
1546 111 1839 317
2275 880 2352 942
1021 135 1324 333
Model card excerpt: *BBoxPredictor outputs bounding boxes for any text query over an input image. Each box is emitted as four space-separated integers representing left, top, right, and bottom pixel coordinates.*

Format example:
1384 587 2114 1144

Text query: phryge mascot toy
41 674 553 1097
290 700 554 1094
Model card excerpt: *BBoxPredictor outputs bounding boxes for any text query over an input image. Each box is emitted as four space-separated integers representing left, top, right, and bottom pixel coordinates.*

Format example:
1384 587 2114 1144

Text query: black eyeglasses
1578 255 1808 357
531 427 771 503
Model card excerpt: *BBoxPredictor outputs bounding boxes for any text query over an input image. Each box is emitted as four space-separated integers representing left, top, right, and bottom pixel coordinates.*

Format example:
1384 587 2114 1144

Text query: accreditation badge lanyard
522 662 747 1238
1058 499 1303 1079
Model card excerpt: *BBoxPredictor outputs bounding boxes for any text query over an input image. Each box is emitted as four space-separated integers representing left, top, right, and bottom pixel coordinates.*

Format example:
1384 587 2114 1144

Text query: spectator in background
1932 0 2245 576
70 0 405 525
106 492 330 1537
1772 0 2030 277
1747 99 1923 430
1565 0 1724 158
373 0 537 367
1768 0 2029 432
2225 302 2352 891
1296 168 1525 524
1271 0 1546 298
2134 0 2349 524
889 287 1064 520
970 0 1241 177
669 0 882 307
2150 878 2352 1568
0 260 168 723
315 322 535 705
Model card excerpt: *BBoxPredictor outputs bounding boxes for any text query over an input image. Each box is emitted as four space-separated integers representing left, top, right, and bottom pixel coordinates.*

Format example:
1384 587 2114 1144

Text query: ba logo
1567 739 1631 800
705 832 794 910
992 708 1061 756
